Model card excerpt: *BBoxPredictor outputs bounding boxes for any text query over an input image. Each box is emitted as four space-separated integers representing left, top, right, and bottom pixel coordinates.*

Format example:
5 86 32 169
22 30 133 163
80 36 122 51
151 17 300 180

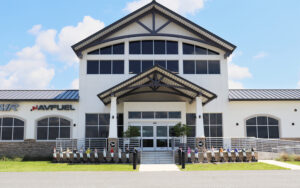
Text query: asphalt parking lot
1 170 300 188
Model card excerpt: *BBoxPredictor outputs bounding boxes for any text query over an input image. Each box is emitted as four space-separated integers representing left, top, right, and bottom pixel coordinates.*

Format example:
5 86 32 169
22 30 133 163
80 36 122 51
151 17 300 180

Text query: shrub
279 153 292 161
293 155 300 161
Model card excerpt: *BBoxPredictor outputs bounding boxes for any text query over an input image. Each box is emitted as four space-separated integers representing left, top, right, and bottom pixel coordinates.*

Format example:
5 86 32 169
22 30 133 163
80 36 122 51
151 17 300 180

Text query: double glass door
130 122 175 151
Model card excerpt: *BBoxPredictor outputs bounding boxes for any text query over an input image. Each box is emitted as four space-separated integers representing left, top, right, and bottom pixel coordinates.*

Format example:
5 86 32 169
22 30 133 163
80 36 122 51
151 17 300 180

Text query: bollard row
178 147 258 164
52 147 132 164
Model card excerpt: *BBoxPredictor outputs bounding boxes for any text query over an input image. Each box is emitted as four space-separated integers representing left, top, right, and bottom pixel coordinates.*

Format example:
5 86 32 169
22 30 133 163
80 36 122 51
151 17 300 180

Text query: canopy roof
97 66 217 105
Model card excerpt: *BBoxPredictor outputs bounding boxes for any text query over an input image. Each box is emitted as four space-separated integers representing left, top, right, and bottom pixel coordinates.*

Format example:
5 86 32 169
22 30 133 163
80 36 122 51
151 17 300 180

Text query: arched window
246 116 279 139
37 117 71 140
0 117 24 141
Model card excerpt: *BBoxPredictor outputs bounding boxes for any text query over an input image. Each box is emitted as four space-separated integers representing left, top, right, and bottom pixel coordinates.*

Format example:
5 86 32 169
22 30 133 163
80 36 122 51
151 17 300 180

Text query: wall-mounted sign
31 104 75 111
0 104 19 111
198 141 203 147
110 142 116 148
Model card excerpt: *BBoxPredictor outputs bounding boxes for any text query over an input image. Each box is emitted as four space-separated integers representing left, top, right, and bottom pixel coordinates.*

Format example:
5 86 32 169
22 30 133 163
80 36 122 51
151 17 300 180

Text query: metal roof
0 90 79 101
98 65 217 105
229 89 300 101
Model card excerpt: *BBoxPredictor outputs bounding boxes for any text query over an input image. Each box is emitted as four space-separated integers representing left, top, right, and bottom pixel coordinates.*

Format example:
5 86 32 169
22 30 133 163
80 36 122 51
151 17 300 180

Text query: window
37 117 71 140
183 60 220 74
203 113 223 137
183 43 219 55
128 111 181 119
87 60 124 74
0 117 24 141
208 60 220 74
87 43 124 55
85 114 110 138
246 116 279 139
87 61 99 74
167 60 179 73
142 40 153 54
129 60 178 74
130 40 178 54
186 113 196 125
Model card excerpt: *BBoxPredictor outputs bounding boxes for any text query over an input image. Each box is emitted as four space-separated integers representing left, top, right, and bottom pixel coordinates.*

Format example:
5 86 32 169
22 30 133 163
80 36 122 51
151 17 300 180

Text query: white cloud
0 46 55 89
227 53 252 89
71 78 79 89
29 16 105 66
228 80 244 89
124 0 205 15
253 51 268 59
0 16 105 89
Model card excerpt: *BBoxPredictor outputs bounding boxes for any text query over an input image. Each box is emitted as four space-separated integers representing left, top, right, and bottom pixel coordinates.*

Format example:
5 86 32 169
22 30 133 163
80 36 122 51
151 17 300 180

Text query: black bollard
178 149 182 165
182 151 185 169
133 149 137 170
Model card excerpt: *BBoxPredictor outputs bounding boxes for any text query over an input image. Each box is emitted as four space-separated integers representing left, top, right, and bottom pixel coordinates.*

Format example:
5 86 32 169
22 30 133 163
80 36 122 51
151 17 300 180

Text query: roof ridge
0 89 79 91
229 89 300 90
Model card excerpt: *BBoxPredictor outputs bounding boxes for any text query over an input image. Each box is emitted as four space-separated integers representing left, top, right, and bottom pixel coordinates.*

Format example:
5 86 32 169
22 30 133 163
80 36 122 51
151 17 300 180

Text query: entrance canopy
97 66 217 105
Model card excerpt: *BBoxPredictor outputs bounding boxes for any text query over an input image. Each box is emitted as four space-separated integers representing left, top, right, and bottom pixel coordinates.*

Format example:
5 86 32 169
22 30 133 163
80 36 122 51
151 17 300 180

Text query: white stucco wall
0 102 79 140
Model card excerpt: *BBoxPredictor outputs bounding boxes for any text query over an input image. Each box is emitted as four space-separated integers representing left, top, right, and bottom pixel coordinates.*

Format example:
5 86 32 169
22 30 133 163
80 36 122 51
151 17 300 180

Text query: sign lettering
31 104 75 111
0 104 19 111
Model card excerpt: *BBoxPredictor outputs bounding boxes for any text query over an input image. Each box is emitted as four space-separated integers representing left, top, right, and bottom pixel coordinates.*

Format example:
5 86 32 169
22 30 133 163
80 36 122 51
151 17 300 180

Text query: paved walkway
139 164 180 172
259 160 300 170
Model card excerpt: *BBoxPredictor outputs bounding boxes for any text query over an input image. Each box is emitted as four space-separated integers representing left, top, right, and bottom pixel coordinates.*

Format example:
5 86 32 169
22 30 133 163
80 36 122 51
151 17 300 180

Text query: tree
173 122 191 137
123 126 140 138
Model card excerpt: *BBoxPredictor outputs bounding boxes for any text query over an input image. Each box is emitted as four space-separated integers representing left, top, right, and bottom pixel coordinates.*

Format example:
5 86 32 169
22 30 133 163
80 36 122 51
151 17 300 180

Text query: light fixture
236 123 239 126
198 115 201 119
294 109 297 112
112 115 114 119
292 123 295 126
73 123 76 127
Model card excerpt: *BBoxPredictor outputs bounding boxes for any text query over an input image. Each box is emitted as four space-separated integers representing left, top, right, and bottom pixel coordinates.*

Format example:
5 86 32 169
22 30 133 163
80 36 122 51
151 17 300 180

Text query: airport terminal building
1 1 300 157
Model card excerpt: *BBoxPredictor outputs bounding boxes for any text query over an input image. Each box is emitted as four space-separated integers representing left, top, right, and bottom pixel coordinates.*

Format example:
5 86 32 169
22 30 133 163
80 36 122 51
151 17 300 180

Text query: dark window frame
37 117 71 141
246 116 280 139
0 117 25 141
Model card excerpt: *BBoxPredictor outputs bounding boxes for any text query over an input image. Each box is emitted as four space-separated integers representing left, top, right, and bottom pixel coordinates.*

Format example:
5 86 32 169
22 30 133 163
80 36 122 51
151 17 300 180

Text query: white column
108 96 118 138
196 96 204 137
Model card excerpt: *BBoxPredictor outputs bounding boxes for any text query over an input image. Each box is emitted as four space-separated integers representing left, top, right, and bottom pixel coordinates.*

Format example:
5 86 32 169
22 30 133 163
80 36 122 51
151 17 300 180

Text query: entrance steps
141 151 174 164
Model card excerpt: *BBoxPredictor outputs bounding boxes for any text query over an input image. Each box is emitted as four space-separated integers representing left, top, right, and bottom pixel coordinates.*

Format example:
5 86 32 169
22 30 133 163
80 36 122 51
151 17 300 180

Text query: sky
0 0 300 90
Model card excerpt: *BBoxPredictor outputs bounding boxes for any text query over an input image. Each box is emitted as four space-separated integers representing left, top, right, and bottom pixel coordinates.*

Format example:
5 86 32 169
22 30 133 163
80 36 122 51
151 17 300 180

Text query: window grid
37 117 70 141
87 43 124 55
129 40 178 55
87 60 124 74
129 60 179 74
183 60 220 74
246 116 279 139
0 117 24 141
183 43 219 55
128 111 181 119
204 113 223 137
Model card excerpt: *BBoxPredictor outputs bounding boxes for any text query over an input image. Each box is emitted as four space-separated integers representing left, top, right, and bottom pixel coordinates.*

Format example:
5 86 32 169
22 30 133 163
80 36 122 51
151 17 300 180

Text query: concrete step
141 151 174 164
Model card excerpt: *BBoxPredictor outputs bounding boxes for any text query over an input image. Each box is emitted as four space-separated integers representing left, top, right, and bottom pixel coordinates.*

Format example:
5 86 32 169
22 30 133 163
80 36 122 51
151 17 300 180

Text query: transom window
129 60 178 74
183 43 219 55
87 60 124 74
37 117 71 140
246 116 279 139
87 43 124 55
129 40 178 54
129 111 181 119
183 60 220 74
0 117 24 141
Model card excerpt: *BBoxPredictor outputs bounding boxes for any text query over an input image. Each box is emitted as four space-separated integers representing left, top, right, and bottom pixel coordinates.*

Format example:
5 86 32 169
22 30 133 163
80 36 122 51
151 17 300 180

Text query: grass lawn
0 160 137 172
179 162 288 171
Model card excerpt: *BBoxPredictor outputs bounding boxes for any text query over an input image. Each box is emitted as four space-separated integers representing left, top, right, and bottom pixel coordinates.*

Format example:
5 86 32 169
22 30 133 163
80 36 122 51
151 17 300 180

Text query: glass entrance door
128 122 178 151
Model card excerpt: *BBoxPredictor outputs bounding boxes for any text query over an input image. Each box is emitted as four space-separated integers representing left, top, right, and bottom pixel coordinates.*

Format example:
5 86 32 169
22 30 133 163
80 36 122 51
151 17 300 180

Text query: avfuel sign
31 104 75 111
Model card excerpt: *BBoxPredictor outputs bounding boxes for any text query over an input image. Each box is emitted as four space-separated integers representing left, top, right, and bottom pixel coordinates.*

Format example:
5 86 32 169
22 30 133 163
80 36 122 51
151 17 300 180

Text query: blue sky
0 0 300 89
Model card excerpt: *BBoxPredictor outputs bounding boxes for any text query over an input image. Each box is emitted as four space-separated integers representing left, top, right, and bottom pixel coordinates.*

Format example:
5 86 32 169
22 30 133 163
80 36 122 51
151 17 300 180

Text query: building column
195 96 204 137
108 96 118 138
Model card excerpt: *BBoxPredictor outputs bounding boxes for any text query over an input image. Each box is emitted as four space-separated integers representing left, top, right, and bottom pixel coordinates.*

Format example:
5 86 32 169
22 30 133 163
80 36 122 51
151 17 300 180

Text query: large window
129 60 178 74
37 117 71 140
87 43 124 55
129 40 178 54
183 60 220 74
183 43 219 55
85 114 109 138
129 111 181 119
246 116 279 139
204 113 223 137
0 117 24 141
87 60 124 74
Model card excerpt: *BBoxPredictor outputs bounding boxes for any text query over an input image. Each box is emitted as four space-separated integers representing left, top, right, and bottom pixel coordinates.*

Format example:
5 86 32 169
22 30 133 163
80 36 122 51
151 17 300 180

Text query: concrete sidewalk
259 160 300 170
139 164 180 172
